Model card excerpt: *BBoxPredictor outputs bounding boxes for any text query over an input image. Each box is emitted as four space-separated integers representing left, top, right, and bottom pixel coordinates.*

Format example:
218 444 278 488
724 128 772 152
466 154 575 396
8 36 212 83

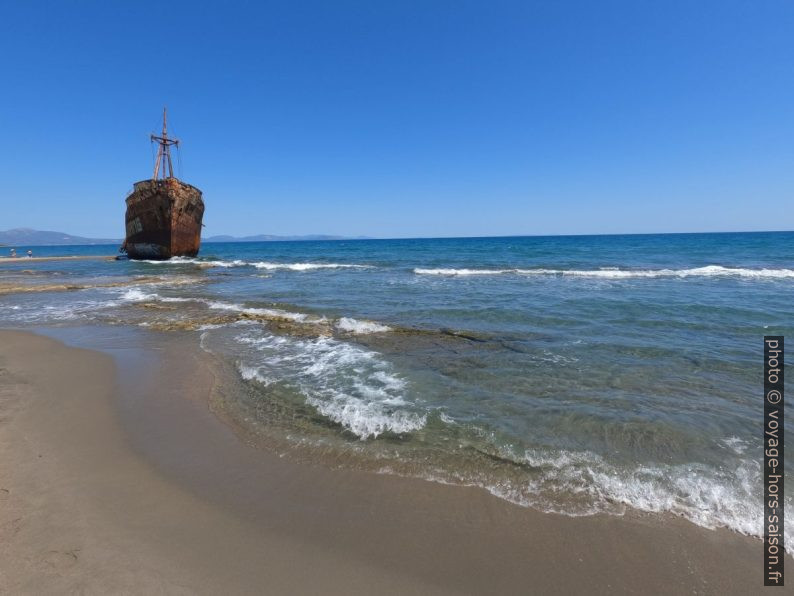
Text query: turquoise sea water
2 232 792 546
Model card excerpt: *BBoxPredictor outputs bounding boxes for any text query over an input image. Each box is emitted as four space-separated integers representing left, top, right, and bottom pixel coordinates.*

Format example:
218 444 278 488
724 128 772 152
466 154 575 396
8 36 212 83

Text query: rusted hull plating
123 179 204 260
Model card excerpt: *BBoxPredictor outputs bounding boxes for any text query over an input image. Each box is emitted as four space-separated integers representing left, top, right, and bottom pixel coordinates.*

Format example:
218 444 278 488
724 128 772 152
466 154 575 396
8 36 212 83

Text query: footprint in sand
0 517 22 539
0 488 9 500
41 549 79 570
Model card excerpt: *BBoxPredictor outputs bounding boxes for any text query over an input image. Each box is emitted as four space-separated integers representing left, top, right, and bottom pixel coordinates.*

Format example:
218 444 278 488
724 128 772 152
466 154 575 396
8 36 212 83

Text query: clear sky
0 1 792 238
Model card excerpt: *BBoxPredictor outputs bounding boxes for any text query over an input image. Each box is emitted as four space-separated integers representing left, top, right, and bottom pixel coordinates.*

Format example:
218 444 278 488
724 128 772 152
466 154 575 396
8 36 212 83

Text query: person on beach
9 248 16 258
26 250 32 258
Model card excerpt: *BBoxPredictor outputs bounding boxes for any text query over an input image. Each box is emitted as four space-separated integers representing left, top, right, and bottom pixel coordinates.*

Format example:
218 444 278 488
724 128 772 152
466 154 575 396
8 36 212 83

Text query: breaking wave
414 268 513 276
251 262 371 271
138 257 371 271
335 317 391 334
119 288 192 303
415 265 794 279
233 330 425 439
137 257 248 267
454 445 793 555
237 362 276 386
203 300 312 322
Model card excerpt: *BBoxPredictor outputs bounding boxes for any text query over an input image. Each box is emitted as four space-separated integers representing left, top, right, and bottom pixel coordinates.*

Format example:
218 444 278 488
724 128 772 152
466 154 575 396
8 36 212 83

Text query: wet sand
0 329 766 594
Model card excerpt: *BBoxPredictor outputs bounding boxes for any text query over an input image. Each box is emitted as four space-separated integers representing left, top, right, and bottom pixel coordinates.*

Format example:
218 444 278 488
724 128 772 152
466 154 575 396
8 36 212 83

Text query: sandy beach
0 328 766 594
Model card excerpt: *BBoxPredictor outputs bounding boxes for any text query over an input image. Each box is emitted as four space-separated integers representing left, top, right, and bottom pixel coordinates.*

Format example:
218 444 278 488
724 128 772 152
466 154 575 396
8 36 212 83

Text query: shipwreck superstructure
121 109 204 260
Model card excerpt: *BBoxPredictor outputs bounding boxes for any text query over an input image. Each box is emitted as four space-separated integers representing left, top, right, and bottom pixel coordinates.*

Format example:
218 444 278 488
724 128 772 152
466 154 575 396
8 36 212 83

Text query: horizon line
2 228 793 248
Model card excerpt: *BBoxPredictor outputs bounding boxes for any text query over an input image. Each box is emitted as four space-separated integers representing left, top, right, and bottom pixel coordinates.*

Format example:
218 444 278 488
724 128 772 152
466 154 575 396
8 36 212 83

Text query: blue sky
0 0 792 238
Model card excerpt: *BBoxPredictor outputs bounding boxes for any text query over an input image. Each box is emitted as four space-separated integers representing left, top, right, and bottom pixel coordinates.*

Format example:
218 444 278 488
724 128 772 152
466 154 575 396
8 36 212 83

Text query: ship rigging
121 108 205 260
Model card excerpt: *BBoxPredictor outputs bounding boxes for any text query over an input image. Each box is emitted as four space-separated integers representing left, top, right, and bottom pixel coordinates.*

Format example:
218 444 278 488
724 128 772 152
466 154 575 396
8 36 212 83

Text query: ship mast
151 107 179 180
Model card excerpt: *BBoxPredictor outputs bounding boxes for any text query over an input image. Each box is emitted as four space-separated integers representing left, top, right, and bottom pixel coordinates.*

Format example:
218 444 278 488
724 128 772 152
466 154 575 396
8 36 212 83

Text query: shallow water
1 232 792 547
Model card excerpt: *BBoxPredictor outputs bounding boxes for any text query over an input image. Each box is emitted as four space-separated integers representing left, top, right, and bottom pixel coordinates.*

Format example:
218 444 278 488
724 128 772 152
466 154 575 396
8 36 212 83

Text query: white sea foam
119 288 157 302
586 459 781 547
438 411 456 425
5 298 118 323
138 257 370 271
203 300 310 322
237 362 276 386
234 331 425 439
40 305 83 321
335 317 391 334
252 262 371 271
138 257 247 268
467 446 794 554
529 349 580 365
414 268 513 276
554 265 794 278
414 265 794 279
119 288 192 303
722 436 750 455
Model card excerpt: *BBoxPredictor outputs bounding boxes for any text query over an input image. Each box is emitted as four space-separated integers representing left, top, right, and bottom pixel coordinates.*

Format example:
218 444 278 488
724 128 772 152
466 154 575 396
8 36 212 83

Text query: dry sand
0 330 767 594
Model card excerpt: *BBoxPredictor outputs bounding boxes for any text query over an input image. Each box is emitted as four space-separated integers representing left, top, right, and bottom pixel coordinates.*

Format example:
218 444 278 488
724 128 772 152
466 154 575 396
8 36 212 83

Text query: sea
1 232 792 548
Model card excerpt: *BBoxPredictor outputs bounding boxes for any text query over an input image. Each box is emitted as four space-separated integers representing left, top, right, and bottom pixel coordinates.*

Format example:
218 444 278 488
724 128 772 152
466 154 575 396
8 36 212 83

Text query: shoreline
0 255 116 265
0 328 766 593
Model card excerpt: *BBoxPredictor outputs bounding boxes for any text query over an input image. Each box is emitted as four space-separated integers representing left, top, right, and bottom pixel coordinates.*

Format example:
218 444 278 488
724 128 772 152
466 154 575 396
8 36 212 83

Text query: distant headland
0 229 120 246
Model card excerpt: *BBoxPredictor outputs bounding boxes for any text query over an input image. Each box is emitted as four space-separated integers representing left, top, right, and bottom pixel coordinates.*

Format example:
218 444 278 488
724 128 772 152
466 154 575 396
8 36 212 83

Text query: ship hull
123 179 204 260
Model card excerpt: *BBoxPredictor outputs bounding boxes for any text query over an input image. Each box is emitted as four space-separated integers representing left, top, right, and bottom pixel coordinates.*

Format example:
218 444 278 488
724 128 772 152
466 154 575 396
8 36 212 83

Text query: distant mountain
204 234 371 242
0 228 120 246
0 228 370 247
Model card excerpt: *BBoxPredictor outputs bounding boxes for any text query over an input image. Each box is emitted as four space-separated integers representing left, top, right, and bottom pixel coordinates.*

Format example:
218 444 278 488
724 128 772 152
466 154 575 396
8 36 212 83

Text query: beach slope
0 330 764 594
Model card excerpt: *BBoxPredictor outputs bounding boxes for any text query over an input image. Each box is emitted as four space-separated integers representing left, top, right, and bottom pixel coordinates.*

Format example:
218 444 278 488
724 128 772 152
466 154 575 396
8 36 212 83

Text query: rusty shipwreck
121 109 204 260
